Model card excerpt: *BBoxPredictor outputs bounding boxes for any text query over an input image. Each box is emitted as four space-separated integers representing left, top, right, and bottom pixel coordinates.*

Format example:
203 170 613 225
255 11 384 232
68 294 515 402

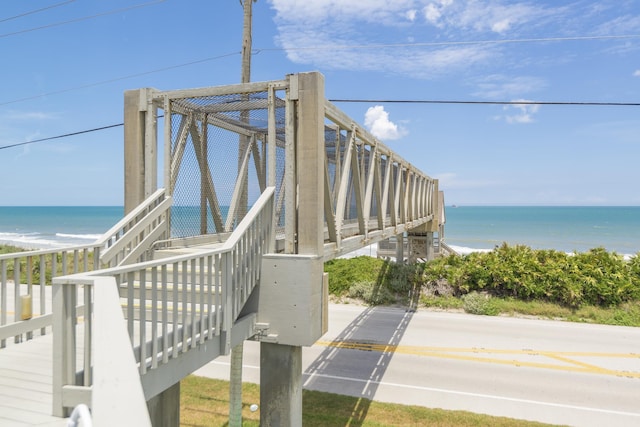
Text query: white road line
209 360 640 418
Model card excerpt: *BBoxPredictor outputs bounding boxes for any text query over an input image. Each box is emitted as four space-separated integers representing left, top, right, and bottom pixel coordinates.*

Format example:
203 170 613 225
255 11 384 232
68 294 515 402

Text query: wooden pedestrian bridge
0 72 446 426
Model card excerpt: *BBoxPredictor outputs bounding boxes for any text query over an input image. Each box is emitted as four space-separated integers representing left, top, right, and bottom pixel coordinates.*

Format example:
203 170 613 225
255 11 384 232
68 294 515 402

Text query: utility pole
241 0 253 85
229 1 254 426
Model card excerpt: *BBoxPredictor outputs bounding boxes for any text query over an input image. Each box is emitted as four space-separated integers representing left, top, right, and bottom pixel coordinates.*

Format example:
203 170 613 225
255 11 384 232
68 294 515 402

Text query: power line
329 99 640 106
0 123 123 151
0 0 166 39
255 34 640 53
0 0 76 24
0 51 240 107
2 97 638 151
2 33 639 107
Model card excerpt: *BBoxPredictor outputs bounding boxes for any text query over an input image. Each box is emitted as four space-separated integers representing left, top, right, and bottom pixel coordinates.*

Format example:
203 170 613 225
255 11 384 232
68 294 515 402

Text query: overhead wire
0 0 76 24
0 123 123 151
329 99 640 106
1 33 639 107
0 52 241 107
0 23 638 151
0 0 167 39
1 98 638 151
254 33 640 53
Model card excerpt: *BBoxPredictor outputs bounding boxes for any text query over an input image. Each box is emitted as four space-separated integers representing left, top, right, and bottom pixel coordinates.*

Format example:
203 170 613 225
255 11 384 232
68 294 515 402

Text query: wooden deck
0 334 67 427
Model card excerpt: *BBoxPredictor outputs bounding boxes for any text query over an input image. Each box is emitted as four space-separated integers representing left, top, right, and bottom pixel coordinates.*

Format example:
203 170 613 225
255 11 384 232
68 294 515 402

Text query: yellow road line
314 340 640 379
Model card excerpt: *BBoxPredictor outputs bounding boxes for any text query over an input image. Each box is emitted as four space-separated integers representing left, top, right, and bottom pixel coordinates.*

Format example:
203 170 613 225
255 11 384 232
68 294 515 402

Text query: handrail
98 188 171 266
52 186 275 417
0 189 172 347
67 404 93 427
0 243 104 347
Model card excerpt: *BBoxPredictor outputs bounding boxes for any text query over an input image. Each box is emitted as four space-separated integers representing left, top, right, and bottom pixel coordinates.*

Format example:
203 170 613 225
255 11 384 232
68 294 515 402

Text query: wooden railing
51 187 275 417
0 189 171 348
0 244 103 347
98 188 171 267
323 101 439 259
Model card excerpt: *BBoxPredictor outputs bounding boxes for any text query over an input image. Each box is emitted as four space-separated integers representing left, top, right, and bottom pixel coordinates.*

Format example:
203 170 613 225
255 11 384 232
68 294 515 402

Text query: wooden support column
124 89 157 214
294 72 325 256
124 90 146 214
260 72 325 427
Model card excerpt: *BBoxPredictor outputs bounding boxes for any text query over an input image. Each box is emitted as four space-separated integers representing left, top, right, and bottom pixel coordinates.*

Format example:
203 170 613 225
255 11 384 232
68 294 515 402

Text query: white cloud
491 18 511 33
364 106 406 140
266 1 624 80
270 0 415 25
267 0 567 77
424 1 558 34
500 100 540 124
473 75 547 99
424 4 443 26
634 70 640 77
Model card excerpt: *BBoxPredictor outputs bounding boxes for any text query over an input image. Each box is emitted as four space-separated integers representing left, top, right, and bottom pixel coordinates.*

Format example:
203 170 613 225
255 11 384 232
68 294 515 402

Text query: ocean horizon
443 205 640 256
0 205 638 257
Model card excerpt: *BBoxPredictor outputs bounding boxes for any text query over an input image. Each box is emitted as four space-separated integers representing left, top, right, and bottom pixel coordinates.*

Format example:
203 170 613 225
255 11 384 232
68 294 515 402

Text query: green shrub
462 291 499 315
324 257 422 305
325 245 640 312
324 256 386 296
419 244 640 309
347 281 395 305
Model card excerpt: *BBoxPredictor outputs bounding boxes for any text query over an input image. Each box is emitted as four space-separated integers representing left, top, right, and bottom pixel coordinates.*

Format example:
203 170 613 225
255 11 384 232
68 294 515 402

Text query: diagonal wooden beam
188 117 224 232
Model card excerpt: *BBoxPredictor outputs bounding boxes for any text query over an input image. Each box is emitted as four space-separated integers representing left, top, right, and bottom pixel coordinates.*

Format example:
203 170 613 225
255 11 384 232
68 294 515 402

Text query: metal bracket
252 322 278 343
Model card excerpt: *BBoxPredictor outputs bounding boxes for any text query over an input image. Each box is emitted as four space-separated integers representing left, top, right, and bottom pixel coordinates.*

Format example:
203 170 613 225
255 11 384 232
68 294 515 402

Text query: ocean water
444 206 640 256
0 206 123 248
0 206 638 256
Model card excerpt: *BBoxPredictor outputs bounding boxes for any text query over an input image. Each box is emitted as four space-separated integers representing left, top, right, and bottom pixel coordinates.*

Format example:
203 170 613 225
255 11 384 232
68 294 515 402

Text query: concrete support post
396 233 404 263
260 343 303 426
426 232 435 261
260 72 325 427
146 382 180 427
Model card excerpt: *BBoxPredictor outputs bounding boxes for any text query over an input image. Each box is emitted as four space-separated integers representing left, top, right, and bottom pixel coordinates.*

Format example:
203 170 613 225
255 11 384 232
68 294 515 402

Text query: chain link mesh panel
165 90 286 240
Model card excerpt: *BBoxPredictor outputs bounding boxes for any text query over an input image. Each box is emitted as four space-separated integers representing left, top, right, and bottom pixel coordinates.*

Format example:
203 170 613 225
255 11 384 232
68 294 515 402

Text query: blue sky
0 0 639 206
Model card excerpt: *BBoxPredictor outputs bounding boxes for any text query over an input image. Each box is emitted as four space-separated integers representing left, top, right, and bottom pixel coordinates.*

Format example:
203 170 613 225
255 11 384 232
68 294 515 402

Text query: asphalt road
194 304 640 427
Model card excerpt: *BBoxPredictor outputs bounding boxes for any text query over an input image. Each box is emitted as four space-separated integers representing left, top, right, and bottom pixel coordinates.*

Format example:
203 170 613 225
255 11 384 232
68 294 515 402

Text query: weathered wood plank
0 334 67 426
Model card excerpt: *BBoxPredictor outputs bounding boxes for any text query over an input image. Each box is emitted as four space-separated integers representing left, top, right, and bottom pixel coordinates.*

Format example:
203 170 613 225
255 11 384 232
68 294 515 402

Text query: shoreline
1 240 636 261
337 242 637 261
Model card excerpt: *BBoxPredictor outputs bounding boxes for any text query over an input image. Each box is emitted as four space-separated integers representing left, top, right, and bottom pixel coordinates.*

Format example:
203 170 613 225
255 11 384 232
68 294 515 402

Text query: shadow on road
303 260 418 426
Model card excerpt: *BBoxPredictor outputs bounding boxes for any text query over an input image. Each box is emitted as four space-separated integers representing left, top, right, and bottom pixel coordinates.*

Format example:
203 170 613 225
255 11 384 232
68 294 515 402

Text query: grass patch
419 296 640 326
419 295 464 311
181 375 554 427
0 244 97 284
490 298 574 320
565 301 640 326
0 244 25 255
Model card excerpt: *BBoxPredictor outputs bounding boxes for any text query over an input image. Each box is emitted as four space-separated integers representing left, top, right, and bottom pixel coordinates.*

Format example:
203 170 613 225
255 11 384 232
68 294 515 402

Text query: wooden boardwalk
0 334 66 427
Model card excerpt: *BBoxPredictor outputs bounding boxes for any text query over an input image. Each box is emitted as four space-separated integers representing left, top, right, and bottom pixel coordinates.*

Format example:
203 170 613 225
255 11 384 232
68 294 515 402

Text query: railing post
221 252 233 354
52 281 77 417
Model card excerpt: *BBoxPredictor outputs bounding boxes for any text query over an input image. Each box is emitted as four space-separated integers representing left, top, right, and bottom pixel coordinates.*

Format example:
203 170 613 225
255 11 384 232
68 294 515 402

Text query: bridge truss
126 72 441 261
